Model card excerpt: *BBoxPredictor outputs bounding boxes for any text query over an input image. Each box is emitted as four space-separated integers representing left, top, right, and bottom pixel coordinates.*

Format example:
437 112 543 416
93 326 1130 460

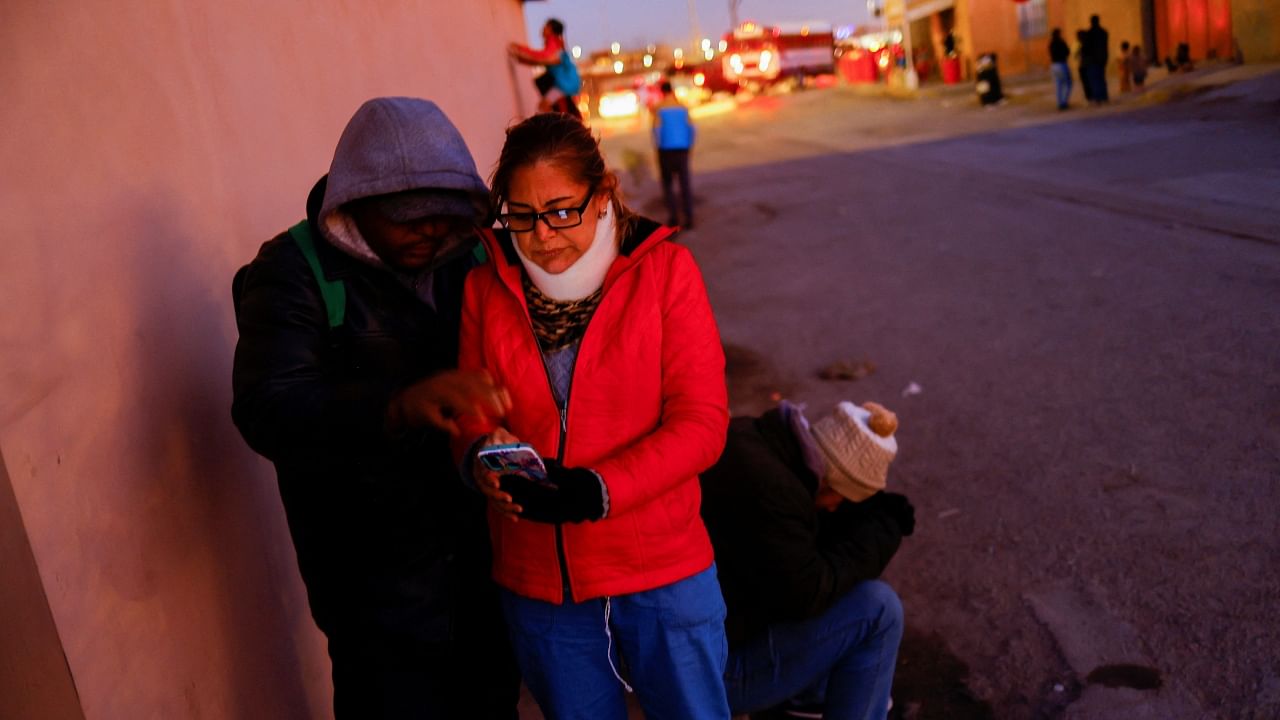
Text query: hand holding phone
501 460 607 524
477 442 552 488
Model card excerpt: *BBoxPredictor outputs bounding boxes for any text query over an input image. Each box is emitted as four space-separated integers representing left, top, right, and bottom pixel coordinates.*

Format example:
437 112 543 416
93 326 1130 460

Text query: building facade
886 0 1278 79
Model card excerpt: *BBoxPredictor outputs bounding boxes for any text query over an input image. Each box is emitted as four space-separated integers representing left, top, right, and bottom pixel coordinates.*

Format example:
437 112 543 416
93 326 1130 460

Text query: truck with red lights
721 21 835 90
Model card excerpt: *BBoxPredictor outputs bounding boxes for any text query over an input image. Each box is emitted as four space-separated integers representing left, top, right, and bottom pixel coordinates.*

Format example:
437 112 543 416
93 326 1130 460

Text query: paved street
593 65 1280 719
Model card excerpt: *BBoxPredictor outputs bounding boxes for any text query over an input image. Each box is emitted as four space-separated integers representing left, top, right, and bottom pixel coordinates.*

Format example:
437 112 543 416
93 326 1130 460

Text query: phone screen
478 443 552 486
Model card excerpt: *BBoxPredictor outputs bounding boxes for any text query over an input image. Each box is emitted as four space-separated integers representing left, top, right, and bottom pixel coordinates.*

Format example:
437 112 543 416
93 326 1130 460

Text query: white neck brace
514 201 618 301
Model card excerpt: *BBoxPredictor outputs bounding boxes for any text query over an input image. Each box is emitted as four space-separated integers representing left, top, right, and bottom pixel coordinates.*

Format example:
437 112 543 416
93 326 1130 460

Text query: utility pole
729 0 742 29
688 0 702 52
901 16 918 89
882 0 918 90
867 0 884 30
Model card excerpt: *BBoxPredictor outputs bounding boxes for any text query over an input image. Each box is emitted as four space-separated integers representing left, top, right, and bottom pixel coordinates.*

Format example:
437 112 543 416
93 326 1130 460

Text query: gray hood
318 97 489 267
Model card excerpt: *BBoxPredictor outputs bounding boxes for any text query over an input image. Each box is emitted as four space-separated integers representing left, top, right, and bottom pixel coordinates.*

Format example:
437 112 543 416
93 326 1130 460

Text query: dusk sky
522 0 875 54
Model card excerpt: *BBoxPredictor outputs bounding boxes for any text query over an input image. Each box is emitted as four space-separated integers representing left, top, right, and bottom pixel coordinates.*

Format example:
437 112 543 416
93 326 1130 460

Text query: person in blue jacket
509 18 582 117
651 80 696 228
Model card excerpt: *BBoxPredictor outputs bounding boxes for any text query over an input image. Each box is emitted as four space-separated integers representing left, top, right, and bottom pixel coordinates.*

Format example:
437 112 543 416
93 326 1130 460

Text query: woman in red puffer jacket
455 112 730 719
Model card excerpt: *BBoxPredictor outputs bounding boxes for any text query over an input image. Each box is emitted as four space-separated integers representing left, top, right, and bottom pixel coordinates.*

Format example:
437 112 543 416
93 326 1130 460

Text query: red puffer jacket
457 218 728 604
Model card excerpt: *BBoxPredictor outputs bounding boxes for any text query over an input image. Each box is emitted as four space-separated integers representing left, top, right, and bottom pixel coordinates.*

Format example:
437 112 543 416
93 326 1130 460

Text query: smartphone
477 442 553 487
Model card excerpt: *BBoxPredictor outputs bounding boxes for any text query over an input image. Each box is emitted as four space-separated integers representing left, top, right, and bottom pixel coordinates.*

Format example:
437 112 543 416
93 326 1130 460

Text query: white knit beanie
810 402 898 502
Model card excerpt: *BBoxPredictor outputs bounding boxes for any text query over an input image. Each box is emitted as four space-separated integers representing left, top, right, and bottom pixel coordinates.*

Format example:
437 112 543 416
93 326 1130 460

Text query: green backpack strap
288 220 346 329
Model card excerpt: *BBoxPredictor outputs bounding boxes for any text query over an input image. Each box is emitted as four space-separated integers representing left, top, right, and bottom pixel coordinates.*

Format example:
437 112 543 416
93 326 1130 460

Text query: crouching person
699 400 916 720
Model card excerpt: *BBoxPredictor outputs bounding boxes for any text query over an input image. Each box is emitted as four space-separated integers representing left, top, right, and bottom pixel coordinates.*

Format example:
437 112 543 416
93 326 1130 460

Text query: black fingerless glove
499 460 606 524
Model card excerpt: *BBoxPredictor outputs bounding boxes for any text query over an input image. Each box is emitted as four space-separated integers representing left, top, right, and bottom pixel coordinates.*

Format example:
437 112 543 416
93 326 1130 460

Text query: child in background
1131 45 1148 90
1118 41 1133 93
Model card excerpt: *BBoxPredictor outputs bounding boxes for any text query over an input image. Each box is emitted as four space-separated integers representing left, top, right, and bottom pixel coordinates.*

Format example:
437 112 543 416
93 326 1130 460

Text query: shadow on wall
109 197 324 717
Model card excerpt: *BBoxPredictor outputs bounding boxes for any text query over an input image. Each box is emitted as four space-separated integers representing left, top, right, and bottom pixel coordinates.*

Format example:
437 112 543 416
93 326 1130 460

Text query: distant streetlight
704 48 714 61
674 47 684 59
613 60 624 74
718 39 728 52
643 54 654 67
688 0 702 55
611 41 621 55
572 46 582 59
701 38 711 51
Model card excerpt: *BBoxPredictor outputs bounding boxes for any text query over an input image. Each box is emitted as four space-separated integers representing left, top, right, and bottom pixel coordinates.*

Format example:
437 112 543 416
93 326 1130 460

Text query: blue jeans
724 580 903 720
1051 62 1073 108
1085 64 1109 102
501 564 730 720
658 149 693 227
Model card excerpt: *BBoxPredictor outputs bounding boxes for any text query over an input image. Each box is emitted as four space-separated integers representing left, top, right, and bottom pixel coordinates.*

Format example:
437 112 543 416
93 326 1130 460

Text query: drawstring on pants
603 597 635 693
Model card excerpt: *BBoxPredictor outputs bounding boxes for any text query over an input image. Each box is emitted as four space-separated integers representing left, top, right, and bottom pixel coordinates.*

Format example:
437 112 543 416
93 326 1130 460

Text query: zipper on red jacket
553 407 572 602
524 308 587 604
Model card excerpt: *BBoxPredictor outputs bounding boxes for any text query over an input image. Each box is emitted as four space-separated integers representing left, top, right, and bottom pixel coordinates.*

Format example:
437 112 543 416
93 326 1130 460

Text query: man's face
349 202 473 273
815 485 845 512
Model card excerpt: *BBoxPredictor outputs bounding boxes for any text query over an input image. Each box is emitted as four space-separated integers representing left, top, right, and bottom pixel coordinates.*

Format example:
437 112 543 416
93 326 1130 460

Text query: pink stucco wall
0 1 533 716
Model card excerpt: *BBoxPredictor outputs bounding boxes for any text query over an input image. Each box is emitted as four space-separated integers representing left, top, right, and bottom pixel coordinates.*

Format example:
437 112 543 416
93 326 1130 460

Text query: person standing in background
1131 45 1149 91
651 80 697 229
1049 28 1073 110
1075 29 1094 103
1118 40 1133 93
509 18 583 117
1082 15 1110 104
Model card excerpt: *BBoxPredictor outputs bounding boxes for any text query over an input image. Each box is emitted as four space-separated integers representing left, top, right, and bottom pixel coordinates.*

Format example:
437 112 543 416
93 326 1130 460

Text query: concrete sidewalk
851 59 1280 110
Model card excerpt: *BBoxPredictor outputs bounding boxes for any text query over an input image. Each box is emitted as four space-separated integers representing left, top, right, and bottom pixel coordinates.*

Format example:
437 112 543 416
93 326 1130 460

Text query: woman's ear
594 193 613 218
598 171 620 198
596 174 619 217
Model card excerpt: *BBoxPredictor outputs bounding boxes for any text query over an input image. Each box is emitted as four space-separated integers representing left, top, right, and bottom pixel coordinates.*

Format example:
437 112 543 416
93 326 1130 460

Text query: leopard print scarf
524 275 603 353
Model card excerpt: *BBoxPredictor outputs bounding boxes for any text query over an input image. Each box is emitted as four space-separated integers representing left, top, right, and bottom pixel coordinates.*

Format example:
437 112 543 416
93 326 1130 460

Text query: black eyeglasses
497 187 596 232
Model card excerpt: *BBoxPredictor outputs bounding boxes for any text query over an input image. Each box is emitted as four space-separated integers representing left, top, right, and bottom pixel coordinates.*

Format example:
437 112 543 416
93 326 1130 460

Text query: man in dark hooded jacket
232 97 519 718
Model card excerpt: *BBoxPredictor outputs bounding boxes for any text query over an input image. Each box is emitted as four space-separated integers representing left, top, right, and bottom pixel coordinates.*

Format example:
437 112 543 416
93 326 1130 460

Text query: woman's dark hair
490 112 636 234
546 18 565 37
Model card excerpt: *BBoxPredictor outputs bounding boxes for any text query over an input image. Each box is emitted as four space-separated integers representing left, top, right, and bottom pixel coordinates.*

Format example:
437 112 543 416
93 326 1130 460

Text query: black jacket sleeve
815 499 904 592
230 234 397 463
